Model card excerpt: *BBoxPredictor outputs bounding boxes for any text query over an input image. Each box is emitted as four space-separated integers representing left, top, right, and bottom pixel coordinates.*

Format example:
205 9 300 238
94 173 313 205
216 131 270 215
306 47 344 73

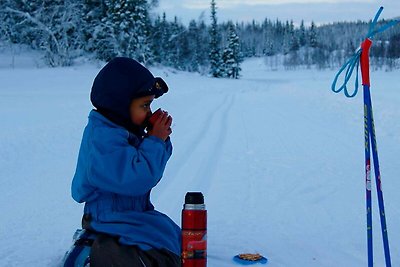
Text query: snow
0 56 399 266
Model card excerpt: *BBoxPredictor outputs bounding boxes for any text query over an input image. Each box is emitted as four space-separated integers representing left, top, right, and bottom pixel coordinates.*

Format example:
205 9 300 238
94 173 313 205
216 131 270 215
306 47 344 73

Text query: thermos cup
147 108 173 132
147 108 164 128
149 108 164 126
181 192 207 267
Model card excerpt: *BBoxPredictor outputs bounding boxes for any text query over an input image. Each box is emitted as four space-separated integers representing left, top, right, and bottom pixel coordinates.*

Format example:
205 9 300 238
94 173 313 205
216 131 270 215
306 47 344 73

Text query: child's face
129 95 155 126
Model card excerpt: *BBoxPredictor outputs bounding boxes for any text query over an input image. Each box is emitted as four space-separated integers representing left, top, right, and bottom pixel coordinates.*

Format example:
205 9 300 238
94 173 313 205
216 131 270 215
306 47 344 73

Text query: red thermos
181 192 207 267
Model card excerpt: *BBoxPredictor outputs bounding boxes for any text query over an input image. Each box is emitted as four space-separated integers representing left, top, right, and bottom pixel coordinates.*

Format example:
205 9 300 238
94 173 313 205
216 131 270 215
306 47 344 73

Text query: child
71 57 181 266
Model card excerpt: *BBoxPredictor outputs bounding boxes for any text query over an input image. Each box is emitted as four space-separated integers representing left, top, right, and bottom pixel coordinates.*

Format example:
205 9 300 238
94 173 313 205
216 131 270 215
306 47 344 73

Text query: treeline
0 0 399 73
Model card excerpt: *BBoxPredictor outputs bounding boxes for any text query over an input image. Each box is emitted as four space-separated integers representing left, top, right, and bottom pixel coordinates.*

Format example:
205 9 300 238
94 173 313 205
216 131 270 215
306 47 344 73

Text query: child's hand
147 111 172 141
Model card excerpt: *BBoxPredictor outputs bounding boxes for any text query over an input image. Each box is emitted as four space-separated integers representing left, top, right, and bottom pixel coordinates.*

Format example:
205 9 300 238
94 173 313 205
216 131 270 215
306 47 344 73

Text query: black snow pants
90 233 181 267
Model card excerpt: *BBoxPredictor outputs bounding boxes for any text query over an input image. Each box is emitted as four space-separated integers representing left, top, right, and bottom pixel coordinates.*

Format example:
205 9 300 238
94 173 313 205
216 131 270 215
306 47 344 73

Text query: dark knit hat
90 57 168 133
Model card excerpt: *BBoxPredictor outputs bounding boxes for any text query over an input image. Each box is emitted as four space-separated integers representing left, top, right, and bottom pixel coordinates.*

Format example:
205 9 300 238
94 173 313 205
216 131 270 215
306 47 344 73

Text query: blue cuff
146 135 167 146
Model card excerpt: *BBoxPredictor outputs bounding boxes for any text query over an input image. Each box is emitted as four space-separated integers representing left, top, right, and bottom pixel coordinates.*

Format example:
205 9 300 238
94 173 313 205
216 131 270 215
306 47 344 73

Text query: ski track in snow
153 93 233 208
1 58 400 266
192 94 234 193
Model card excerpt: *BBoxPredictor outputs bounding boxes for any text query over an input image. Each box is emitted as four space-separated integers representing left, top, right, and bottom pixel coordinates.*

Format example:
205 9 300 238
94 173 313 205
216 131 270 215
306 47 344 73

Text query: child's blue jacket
71 110 181 255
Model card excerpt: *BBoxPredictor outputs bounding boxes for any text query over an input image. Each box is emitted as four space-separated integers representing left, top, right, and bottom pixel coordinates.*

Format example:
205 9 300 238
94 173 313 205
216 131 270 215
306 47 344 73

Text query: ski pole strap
367 7 399 39
331 48 361 97
331 6 399 98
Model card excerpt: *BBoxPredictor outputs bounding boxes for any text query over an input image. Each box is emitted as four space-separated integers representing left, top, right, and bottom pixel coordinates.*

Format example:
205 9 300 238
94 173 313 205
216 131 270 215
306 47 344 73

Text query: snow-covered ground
0 56 399 266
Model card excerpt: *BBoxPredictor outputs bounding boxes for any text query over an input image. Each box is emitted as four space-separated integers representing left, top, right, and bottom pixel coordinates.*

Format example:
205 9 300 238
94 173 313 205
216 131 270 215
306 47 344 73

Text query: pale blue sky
154 0 400 25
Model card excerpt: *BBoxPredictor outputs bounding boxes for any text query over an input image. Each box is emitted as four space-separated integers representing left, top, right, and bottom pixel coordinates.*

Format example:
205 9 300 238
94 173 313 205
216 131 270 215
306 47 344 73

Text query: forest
1 0 399 76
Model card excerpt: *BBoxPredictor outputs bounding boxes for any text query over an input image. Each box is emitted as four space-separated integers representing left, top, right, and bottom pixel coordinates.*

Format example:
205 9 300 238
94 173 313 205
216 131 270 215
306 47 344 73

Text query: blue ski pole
360 38 391 267
332 6 399 267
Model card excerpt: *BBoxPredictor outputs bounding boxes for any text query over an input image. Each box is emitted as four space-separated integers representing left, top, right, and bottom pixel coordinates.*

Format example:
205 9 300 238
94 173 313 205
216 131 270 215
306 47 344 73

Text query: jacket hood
90 57 168 134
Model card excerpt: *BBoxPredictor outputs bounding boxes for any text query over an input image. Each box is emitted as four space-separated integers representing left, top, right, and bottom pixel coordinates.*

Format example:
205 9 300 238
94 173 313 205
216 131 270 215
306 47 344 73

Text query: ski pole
331 7 399 267
361 39 373 267
360 37 391 267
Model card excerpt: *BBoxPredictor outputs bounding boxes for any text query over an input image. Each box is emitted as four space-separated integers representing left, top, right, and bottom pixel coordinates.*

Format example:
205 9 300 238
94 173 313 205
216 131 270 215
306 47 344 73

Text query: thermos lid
185 192 204 204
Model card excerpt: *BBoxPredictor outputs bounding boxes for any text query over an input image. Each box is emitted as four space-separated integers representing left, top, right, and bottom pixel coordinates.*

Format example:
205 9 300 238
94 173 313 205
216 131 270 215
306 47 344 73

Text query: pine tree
299 20 306 47
284 20 300 68
309 21 318 48
151 14 163 64
222 22 242 78
82 0 107 54
2 1 400 70
346 40 356 56
94 1 119 61
209 0 223 77
156 12 171 66
289 20 299 52
167 16 182 68
387 33 400 69
174 17 191 70
95 0 152 64
196 19 211 74
265 41 275 56
188 20 201 72
131 0 153 64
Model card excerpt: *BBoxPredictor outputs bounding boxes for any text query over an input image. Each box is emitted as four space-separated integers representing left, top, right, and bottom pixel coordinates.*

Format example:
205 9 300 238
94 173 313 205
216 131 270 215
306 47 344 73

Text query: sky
154 0 400 26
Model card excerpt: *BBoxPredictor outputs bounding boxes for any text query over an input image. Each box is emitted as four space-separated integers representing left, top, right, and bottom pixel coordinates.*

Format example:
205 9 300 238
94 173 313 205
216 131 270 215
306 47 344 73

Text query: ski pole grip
360 38 372 86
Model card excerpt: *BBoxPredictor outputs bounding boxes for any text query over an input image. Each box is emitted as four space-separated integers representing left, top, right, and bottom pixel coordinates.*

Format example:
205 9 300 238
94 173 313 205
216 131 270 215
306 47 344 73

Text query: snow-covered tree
3 0 84 66
187 20 201 71
1 1 399 71
81 0 106 54
167 16 187 69
309 21 318 48
222 22 242 78
150 12 172 66
131 0 153 64
150 14 163 64
299 20 306 47
0 0 19 44
289 20 299 52
94 0 153 64
387 33 400 69
209 0 223 77
195 19 211 73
